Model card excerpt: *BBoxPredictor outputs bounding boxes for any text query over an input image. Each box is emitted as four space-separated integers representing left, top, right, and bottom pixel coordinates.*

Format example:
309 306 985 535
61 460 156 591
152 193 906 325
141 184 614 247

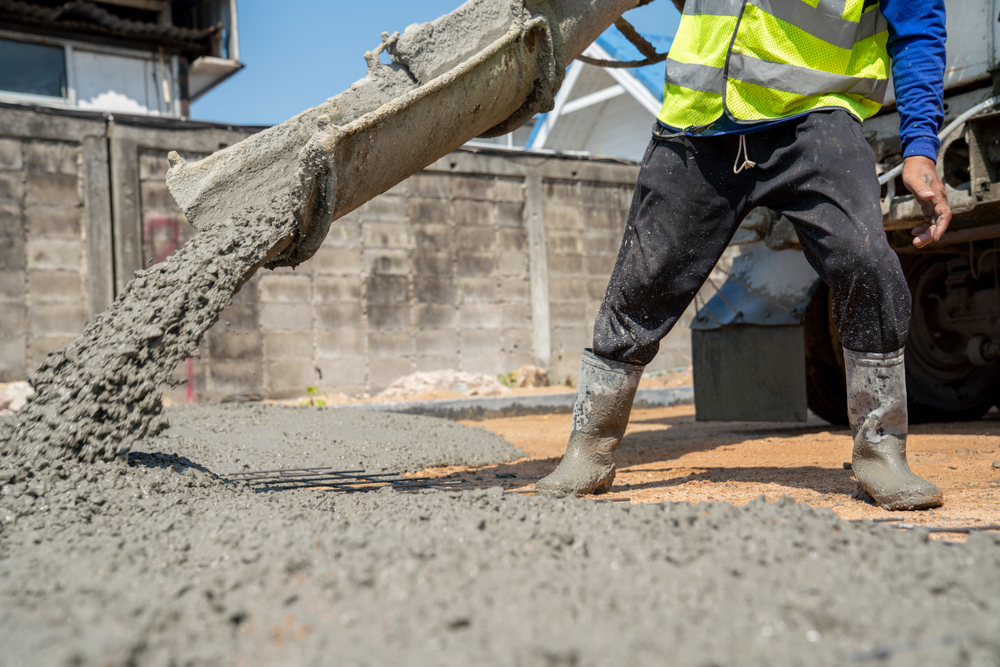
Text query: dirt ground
424 405 1000 540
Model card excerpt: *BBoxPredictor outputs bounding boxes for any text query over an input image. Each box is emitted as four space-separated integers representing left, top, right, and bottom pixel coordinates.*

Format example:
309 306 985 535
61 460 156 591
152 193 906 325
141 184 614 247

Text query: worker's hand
903 155 951 248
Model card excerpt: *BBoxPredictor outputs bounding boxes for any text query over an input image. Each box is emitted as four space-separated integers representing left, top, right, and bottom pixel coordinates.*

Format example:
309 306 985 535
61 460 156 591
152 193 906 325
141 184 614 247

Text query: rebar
223 466 465 493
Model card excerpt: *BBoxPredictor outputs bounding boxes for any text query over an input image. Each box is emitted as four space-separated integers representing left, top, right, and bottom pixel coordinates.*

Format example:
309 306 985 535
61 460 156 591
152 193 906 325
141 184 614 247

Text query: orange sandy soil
420 404 1000 542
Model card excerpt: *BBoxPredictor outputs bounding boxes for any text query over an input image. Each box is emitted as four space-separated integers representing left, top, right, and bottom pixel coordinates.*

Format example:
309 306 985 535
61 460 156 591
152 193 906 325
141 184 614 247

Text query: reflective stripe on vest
658 0 889 130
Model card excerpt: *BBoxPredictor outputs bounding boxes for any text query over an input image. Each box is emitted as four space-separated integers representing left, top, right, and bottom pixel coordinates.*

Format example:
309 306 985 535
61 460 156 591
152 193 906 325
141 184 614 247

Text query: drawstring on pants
733 134 756 174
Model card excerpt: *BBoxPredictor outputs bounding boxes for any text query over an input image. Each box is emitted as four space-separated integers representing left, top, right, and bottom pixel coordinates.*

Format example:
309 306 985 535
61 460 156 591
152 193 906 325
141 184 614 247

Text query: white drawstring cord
733 134 756 174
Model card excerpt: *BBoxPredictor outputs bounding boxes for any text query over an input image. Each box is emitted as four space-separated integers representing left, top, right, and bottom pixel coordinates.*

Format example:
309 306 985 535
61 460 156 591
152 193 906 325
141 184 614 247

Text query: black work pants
593 109 911 365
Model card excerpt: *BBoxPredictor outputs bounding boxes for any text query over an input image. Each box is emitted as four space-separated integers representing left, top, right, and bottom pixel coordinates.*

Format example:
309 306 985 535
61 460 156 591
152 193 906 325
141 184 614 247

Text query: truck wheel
803 282 849 425
902 255 999 423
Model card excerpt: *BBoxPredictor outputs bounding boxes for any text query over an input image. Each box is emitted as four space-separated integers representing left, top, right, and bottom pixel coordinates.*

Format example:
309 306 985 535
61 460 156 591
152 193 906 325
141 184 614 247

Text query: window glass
0 38 66 98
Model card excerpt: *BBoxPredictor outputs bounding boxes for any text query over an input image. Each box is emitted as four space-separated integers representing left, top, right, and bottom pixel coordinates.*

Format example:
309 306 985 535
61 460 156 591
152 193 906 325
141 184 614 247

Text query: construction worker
536 0 949 511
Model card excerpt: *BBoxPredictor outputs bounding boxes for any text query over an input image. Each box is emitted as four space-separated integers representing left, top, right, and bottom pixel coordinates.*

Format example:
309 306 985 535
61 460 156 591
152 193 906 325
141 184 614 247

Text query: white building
0 0 241 118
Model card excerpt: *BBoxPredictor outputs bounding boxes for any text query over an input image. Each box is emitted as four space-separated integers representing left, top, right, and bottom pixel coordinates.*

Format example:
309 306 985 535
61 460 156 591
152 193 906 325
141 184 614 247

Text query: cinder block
260 303 312 332
552 327 589 353
266 360 317 394
416 355 459 372
413 251 451 276
547 254 583 275
552 349 585 383
0 335 25 374
408 173 452 198
259 274 312 303
210 360 263 395
364 248 409 275
499 277 530 303
28 238 81 271
324 217 361 246
368 357 414 390
459 303 499 329
263 332 311 360
451 175 493 201
456 226 495 251
413 222 449 251
460 353 503 376
503 327 533 355
583 232 621 255
369 331 411 358
550 303 585 328
456 252 494 277
505 349 536 372
498 251 526 276
416 329 458 356
461 328 501 356
549 278 587 302
367 274 408 304
25 172 78 206
317 329 364 358
587 278 610 302
544 180 579 205
140 180 180 213
582 183 629 209
408 199 449 225
0 172 23 202
0 270 25 301
28 270 81 301
231 278 258 307
585 254 617 276
363 222 411 249
316 276 362 302
316 357 366 387
214 304 258 333
498 228 526 252
139 151 171 180
493 177 524 202
30 303 87 335
30 334 76 365
368 304 410 330
358 194 406 222
24 141 78 175
413 276 454 304
0 139 22 171
451 200 492 226
415 303 455 328
502 304 531 328
547 232 583 255
0 303 26 334
24 205 82 238
584 207 625 230
458 277 495 304
209 332 262 361
496 202 524 228
543 205 581 231
585 301 602 323
317 303 363 330
311 245 362 275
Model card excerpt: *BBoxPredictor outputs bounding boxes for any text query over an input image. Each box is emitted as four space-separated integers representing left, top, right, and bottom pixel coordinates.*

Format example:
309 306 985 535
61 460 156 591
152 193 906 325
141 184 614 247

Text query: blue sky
191 0 681 127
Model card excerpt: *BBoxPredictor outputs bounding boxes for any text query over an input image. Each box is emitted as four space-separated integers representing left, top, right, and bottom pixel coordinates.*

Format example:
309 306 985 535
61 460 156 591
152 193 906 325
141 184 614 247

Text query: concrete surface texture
2 404 999 666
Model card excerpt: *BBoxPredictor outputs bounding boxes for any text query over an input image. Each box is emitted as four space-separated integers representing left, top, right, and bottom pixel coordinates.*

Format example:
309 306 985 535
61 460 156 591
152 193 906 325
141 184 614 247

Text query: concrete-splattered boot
535 349 643 495
845 348 943 510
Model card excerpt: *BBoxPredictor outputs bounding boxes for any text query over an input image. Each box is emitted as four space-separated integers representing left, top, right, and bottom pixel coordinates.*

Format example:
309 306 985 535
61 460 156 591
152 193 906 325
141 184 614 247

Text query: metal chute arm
166 0 640 268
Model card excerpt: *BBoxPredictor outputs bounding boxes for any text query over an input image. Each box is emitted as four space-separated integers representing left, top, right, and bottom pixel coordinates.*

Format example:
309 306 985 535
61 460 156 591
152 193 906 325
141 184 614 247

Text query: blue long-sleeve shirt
660 0 947 161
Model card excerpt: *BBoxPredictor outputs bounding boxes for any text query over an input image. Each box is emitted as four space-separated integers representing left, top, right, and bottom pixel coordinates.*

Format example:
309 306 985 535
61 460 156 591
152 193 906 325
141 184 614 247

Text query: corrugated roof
0 0 217 51
594 27 672 101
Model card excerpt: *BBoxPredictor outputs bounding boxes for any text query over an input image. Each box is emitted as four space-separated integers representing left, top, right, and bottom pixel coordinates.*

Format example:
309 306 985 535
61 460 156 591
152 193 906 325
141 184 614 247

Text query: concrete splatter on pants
593 109 911 365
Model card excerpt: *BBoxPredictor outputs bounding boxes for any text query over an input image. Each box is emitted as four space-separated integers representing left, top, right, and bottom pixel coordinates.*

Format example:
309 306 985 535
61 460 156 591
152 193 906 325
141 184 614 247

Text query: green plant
497 371 518 388
304 386 326 407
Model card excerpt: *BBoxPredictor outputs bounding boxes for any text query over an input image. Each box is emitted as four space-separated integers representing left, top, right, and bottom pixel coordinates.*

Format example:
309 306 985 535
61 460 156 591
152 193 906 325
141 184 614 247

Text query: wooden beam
98 0 170 12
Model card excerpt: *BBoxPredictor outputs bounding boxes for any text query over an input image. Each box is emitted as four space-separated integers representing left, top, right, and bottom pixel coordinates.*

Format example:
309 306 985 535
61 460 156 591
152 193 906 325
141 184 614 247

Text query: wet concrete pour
1 404 999 666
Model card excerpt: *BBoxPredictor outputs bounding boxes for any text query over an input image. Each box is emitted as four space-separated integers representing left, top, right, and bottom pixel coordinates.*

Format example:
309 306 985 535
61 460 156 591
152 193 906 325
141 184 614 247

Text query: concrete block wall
1 105 725 401
0 136 91 381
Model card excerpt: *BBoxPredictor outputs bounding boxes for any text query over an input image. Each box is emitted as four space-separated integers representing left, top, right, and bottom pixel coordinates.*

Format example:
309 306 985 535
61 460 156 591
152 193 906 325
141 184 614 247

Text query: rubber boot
535 349 643 495
845 348 943 510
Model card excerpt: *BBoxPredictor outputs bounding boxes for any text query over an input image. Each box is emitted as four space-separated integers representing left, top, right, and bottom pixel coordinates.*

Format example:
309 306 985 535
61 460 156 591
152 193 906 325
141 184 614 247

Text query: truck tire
901 255 999 423
803 282 849 425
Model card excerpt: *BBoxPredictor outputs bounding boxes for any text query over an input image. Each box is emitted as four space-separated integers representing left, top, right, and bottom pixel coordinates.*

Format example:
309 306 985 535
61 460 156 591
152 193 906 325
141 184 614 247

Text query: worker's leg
753 109 942 510
537 132 751 495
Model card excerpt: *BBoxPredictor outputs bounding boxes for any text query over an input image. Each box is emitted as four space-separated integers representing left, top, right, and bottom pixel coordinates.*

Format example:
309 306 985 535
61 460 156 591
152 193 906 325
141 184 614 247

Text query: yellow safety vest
659 0 890 130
